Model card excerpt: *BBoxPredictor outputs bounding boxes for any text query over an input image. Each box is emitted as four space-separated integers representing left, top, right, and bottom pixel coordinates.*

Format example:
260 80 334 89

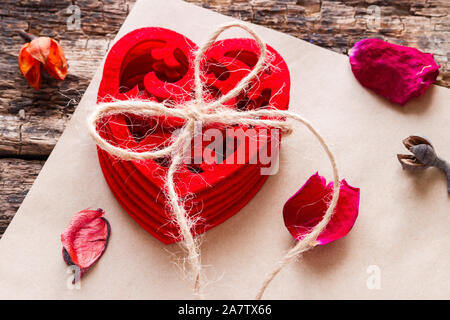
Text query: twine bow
88 22 340 300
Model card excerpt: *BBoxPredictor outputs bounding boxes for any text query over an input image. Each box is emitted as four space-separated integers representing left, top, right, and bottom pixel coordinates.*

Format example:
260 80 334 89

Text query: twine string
88 22 340 300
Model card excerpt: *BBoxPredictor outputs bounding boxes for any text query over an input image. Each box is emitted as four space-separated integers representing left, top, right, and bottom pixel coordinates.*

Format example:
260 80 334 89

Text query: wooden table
0 0 448 237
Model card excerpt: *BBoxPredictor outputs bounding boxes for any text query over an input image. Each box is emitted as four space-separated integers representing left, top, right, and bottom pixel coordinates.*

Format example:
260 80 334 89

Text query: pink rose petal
61 208 110 276
283 172 360 245
349 38 440 106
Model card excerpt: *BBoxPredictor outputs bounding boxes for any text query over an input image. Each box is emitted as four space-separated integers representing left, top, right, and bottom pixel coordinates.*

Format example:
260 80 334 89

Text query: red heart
96 27 290 244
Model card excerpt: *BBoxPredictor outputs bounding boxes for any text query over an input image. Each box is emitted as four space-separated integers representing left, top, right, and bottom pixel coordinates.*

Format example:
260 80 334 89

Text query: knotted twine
88 22 340 300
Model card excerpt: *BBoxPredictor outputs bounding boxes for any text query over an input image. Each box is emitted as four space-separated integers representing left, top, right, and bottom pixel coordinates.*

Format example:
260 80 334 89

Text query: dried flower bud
397 136 435 170
18 32 67 90
398 135 450 193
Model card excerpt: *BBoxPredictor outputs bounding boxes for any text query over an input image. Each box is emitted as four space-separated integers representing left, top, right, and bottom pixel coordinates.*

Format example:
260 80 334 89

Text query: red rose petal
349 38 440 106
283 172 360 245
61 208 110 276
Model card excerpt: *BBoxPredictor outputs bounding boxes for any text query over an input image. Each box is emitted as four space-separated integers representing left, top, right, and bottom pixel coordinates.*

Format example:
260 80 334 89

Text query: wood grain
0 0 448 236
0 159 44 235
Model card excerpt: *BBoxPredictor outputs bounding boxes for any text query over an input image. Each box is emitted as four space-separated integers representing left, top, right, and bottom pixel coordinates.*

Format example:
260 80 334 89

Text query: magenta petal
283 173 360 245
349 38 440 106
61 208 111 273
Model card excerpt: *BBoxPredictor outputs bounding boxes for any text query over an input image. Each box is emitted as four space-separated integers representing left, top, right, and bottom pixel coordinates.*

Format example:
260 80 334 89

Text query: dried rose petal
283 173 360 245
61 208 110 278
349 38 440 106
18 43 41 90
18 36 67 90
26 36 51 64
43 38 68 81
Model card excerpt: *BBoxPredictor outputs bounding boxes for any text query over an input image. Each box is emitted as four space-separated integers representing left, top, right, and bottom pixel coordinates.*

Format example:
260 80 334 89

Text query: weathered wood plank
0 159 44 237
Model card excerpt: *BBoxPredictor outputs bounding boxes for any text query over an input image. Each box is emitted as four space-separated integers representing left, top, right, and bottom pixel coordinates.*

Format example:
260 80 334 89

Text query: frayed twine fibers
88 22 340 300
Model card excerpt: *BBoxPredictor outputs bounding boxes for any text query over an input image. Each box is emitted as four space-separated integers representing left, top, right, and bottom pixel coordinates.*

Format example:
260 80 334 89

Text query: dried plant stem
17 30 37 42
435 158 450 193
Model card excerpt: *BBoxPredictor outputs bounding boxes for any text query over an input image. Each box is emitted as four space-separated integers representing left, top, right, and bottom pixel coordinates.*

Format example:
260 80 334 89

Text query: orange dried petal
18 43 33 74
44 38 67 80
27 37 51 64
18 43 41 90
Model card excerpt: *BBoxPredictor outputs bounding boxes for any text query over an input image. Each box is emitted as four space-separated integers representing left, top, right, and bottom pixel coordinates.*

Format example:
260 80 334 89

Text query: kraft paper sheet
0 0 449 299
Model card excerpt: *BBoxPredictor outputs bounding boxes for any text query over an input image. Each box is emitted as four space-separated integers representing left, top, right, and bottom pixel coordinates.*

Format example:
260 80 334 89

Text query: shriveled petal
27 37 51 64
349 38 439 105
61 209 110 271
18 43 41 90
283 172 360 245
44 38 68 80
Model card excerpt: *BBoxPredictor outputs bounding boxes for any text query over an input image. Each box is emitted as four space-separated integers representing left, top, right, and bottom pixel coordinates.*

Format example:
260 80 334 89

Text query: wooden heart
96 27 290 244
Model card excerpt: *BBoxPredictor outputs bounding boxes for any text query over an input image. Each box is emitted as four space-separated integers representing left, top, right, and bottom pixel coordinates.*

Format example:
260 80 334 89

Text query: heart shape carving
96 27 290 244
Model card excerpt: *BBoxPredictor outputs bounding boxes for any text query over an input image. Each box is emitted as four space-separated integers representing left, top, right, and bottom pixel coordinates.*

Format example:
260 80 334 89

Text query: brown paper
0 0 449 299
